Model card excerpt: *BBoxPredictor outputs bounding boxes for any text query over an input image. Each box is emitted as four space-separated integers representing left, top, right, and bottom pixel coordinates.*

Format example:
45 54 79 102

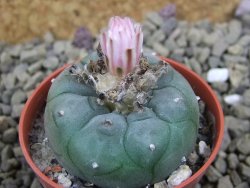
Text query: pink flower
100 16 143 77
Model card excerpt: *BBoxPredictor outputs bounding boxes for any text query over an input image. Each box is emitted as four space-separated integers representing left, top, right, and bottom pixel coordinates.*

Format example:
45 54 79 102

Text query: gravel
0 4 250 187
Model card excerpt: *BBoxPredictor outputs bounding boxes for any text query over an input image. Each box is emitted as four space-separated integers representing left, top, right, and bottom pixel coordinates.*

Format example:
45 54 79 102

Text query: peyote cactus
44 16 199 188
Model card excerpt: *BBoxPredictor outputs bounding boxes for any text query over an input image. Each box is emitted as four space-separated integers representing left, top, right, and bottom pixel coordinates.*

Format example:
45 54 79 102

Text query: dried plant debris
68 50 169 115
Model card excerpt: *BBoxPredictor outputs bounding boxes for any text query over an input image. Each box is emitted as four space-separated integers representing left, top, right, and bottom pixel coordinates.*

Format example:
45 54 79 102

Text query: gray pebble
30 178 43 188
205 166 222 182
2 128 18 143
242 89 250 106
225 20 242 45
146 12 163 27
227 44 244 55
212 39 229 57
212 82 229 93
215 157 227 174
221 128 231 151
187 28 202 45
1 145 14 162
43 56 59 70
0 141 4 152
227 153 239 169
0 51 13 72
23 71 44 90
236 134 250 155
9 44 22 57
53 41 66 54
197 47 210 64
146 30 166 47
13 146 23 157
0 103 11 115
43 32 54 45
176 35 187 47
188 58 202 75
152 42 169 56
143 20 157 31
0 116 9 133
164 38 178 51
229 64 249 88
233 105 250 119
28 60 43 74
235 182 249 188
239 163 250 179
230 170 242 186
208 56 223 68
11 104 24 118
20 49 41 63
11 90 27 105
223 55 247 64
161 17 177 36
203 31 220 46
2 73 16 90
245 156 250 166
217 175 233 188
225 116 250 138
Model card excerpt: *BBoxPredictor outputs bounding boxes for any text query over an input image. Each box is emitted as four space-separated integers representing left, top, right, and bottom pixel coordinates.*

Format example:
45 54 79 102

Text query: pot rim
19 58 224 188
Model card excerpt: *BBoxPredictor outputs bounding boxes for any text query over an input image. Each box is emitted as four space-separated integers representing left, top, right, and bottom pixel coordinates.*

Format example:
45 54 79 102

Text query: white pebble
51 78 55 83
58 174 72 188
58 110 64 116
167 165 192 187
198 141 211 158
224 94 242 106
207 68 229 83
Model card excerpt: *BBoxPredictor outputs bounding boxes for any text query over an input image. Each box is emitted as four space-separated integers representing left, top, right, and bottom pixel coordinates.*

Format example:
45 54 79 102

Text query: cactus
44 17 199 188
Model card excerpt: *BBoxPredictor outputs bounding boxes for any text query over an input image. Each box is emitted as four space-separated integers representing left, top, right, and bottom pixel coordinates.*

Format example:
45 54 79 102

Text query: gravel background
1 5 250 188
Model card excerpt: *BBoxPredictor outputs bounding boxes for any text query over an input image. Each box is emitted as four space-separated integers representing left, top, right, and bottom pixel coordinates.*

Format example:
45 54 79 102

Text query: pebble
227 44 244 55
208 56 223 68
233 105 250 119
197 47 210 63
224 94 242 106
188 28 203 44
42 56 59 70
225 116 250 138
1 145 14 162
27 60 43 74
161 17 177 35
225 20 242 45
152 42 169 56
154 181 167 188
214 157 227 174
239 163 250 179
227 153 239 169
217 175 233 188
0 116 9 133
212 39 229 57
13 146 23 157
3 73 16 90
146 12 163 27
230 170 242 186
30 178 42 188
2 128 18 143
0 103 12 115
229 64 249 88
236 134 250 154
11 104 25 118
53 41 66 54
23 71 44 90
207 68 229 83
11 90 27 105
57 174 72 188
20 49 40 63
167 165 192 187
203 31 220 47
205 166 222 182
236 182 249 188
43 32 54 45
246 156 250 166
242 89 250 105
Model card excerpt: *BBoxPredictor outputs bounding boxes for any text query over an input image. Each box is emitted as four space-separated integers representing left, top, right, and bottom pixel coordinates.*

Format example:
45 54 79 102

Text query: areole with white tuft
58 110 65 117
149 144 156 151
92 162 99 169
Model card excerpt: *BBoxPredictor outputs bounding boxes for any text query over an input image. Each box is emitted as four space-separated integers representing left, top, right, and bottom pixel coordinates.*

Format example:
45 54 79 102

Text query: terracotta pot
19 58 224 188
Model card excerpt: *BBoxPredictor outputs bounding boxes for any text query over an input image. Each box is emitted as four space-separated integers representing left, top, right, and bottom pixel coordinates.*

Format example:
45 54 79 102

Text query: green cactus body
44 53 199 188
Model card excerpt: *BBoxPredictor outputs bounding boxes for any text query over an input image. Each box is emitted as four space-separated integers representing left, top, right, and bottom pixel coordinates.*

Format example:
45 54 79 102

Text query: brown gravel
0 0 240 44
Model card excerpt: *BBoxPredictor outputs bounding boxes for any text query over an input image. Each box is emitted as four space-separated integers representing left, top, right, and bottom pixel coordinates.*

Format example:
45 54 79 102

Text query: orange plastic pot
19 58 224 188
